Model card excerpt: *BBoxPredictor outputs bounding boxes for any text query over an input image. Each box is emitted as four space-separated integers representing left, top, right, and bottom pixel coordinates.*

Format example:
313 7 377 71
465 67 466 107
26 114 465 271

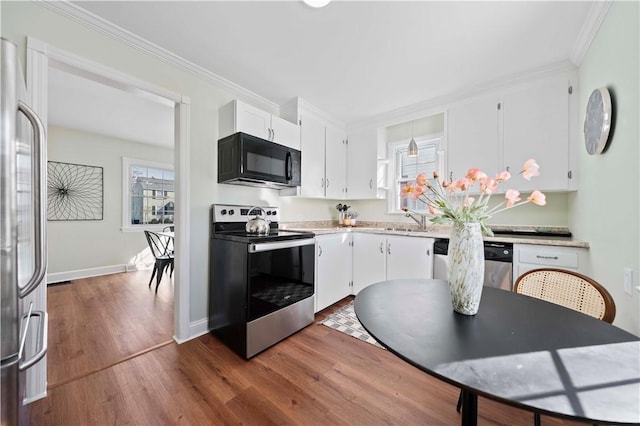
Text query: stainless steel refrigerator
1 37 48 426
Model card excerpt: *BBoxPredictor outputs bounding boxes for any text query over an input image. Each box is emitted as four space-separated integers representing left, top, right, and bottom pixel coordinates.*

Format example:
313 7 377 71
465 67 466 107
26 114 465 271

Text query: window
122 158 174 230
389 136 442 214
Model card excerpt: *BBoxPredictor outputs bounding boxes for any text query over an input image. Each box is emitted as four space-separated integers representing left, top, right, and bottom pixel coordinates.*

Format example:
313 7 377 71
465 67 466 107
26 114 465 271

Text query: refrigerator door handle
17 100 47 298
18 303 48 372
17 302 34 362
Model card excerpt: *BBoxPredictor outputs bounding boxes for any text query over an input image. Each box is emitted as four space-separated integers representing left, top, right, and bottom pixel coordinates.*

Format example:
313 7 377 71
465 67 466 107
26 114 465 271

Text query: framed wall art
47 161 104 221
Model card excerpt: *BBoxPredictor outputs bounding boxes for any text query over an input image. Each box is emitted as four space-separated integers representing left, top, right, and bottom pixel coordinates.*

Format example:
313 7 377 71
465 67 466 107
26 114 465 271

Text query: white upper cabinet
346 128 379 199
445 71 575 192
299 112 326 198
233 100 271 140
325 125 347 199
447 94 500 181
219 99 300 150
282 98 348 199
270 114 300 150
502 76 570 192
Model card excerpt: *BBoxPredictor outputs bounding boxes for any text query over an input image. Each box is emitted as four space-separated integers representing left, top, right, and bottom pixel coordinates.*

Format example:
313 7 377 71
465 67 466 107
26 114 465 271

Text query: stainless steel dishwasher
433 238 513 291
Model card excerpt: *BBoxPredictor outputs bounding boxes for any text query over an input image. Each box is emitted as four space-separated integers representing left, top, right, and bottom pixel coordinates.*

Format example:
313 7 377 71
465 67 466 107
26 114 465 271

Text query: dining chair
161 225 175 254
514 268 616 323
144 230 174 293
455 268 616 424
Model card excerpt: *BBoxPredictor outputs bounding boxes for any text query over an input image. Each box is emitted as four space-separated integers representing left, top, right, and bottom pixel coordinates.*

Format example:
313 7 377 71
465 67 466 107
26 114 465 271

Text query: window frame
121 157 175 232
387 134 444 214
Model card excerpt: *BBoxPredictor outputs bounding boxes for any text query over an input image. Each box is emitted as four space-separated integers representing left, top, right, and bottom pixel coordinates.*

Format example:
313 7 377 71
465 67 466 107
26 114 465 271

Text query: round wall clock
584 87 613 155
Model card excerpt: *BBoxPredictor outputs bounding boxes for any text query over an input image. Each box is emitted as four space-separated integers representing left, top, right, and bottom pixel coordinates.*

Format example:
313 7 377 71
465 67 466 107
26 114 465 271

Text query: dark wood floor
45 269 174 388
25 276 585 425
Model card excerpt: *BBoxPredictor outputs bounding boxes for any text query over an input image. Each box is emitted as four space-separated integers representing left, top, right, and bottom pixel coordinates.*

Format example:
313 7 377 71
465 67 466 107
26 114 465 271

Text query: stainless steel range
208 204 315 359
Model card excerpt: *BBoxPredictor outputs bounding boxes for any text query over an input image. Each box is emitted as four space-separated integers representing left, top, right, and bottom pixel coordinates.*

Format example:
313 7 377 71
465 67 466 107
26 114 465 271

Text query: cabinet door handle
427 249 430 256
387 243 391 255
271 128 275 141
379 242 384 254
536 255 558 260
321 178 325 188
449 171 453 181
326 178 330 188
506 166 510 173
318 245 323 257
370 179 373 189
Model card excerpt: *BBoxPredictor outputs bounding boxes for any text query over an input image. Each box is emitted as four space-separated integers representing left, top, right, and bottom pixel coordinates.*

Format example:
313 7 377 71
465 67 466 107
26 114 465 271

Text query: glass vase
447 222 485 315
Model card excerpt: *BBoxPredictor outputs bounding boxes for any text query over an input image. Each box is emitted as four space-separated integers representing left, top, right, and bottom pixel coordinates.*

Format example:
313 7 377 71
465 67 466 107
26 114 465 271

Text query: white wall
350 192 569 227
568 1 640 334
46 126 173 276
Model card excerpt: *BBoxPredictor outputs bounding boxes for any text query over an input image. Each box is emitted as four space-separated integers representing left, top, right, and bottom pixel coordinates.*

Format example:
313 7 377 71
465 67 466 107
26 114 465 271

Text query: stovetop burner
213 229 315 243
211 204 314 243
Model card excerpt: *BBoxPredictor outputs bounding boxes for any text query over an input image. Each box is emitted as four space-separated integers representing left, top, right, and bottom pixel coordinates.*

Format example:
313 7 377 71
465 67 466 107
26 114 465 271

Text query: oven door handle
249 238 315 253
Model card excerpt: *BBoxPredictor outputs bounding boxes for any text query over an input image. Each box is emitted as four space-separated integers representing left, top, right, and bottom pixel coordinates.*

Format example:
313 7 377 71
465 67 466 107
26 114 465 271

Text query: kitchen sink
385 227 430 233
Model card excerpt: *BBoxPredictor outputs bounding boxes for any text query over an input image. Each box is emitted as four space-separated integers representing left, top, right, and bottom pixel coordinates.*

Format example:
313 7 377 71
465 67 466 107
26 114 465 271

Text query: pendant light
408 120 418 157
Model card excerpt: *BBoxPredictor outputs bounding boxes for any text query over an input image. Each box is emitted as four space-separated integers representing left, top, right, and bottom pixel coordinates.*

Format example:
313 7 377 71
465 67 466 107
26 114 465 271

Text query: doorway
25 37 191 397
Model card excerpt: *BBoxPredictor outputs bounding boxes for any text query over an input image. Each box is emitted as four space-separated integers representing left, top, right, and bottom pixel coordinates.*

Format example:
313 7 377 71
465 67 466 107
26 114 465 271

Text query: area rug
319 301 385 349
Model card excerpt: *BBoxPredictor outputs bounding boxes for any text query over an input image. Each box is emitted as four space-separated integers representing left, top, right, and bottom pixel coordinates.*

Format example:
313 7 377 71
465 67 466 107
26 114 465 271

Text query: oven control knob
228 209 235 215
220 209 227 215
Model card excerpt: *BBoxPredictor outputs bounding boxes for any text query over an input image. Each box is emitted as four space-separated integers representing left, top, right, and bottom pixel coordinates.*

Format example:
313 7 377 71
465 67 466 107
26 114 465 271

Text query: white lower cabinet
315 233 353 312
513 244 588 284
352 234 434 295
386 235 434 280
352 233 387 295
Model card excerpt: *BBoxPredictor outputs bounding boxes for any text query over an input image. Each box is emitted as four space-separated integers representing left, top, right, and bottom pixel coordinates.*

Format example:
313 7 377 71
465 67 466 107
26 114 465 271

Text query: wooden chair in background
514 268 616 323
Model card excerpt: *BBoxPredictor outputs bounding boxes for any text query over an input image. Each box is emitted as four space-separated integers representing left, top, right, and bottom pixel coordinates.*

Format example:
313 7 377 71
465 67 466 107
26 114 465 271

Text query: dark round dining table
354 279 640 426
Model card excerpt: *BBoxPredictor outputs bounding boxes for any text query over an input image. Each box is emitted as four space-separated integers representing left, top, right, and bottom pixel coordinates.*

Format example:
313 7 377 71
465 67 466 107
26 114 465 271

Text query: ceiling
48 66 175 147
49 0 597 146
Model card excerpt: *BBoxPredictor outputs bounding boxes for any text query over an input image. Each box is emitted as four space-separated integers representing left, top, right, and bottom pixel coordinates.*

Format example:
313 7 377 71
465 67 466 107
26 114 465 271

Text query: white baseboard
23 389 47 405
173 318 209 345
47 264 128 284
174 317 210 344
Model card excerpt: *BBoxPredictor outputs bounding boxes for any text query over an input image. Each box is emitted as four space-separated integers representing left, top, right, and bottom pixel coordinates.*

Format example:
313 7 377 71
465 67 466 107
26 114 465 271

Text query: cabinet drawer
518 248 578 268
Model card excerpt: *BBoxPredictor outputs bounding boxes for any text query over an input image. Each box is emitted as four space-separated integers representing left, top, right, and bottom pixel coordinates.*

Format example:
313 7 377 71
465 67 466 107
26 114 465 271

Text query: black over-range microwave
218 132 301 188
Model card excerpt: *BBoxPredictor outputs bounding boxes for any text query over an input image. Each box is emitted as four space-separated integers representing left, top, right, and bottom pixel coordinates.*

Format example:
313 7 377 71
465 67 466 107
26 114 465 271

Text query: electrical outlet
623 268 633 296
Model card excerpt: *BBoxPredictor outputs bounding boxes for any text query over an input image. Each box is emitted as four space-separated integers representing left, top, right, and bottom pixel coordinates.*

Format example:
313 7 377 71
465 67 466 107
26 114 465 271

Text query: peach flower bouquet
401 159 546 236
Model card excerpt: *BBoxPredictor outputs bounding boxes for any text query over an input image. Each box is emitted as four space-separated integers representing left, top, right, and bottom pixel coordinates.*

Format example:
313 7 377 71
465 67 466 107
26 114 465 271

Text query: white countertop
283 225 589 248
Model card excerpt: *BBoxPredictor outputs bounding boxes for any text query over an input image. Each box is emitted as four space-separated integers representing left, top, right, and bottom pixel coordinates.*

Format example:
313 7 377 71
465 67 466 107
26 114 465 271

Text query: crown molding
570 0 612 66
348 60 577 132
297 98 345 129
37 0 279 112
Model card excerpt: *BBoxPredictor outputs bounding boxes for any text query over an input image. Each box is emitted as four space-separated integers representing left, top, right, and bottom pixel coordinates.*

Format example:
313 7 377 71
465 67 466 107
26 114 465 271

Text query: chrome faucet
404 209 428 229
